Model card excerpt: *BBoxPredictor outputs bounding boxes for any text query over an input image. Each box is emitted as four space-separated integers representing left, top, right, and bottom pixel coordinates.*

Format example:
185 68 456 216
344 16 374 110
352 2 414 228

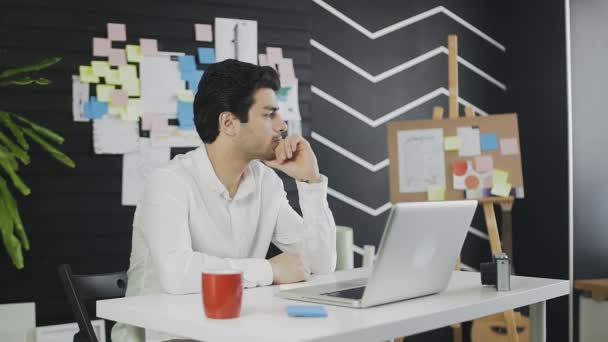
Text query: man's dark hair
193 59 280 143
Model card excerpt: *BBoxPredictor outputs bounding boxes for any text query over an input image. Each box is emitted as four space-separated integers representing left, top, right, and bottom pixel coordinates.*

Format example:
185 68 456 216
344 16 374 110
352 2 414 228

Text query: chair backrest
57 264 127 342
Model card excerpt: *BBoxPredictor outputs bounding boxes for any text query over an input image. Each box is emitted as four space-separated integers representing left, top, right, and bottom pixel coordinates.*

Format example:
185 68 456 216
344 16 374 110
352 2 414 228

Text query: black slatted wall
0 0 311 327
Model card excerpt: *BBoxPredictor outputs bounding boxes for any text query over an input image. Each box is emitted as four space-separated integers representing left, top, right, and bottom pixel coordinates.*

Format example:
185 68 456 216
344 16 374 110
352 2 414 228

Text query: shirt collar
193 145 255 201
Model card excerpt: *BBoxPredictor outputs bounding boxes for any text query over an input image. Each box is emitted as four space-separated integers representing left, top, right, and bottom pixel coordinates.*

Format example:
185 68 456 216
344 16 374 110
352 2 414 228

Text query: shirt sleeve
271 174 337 275
138 170 274 295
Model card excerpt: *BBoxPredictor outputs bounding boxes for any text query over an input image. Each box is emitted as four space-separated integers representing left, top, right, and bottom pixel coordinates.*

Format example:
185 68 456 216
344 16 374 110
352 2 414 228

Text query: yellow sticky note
108 105 127 116
444 136 461 151
493 169 509 185
79 65 99 83
104 69 121 85
119 64 138 82
427 185 446 201
96 84 115 102
123 99 142 121
122 78 140 96
126 45 142 63
491 182 512 197
91 61 110 77
177 89 195 102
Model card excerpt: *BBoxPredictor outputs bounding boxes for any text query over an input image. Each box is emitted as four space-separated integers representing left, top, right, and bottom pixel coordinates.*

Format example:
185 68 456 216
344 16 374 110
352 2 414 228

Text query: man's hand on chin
263 135 322 183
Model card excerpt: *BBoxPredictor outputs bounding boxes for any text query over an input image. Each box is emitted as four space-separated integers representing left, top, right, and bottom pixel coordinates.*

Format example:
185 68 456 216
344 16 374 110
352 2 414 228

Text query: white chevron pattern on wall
312 0 505 51
312 132 389 172
311 39 506 90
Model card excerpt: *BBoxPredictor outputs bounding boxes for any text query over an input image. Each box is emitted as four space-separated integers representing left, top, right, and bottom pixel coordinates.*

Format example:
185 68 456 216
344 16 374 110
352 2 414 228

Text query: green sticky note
493 169 509 185
427 185 446 201
177 89 195 102
126 45 142 63
105 69 121 85
96 84 115 102
123 99 142 121
91 61 110 77
444 136 461 151
491 182 512 197
119 64 138 82
79 65 99 83
122 78 140 96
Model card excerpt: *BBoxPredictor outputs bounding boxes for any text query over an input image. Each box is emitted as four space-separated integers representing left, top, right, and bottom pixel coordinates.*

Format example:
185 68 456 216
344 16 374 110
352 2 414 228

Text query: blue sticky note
480 133 499 151
177 101 194 129
178 55 196 72
181 70 204 92
197 47 216 64
84 96 108 119
286 305 328 317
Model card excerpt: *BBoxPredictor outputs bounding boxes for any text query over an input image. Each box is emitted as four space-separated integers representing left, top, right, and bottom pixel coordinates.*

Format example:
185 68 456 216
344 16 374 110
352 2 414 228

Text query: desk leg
529 301 546 342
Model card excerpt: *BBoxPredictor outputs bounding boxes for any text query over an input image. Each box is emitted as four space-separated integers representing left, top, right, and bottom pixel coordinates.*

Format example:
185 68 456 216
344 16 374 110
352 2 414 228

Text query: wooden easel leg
482 202 520 342
393 337 405 342
451 323 463 342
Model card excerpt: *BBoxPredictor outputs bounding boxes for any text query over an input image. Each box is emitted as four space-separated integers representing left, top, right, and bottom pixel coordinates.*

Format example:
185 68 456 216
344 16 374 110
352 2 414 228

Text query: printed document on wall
140 54 184 118
397 128 446 193
122 138 171 206
214 18 257 64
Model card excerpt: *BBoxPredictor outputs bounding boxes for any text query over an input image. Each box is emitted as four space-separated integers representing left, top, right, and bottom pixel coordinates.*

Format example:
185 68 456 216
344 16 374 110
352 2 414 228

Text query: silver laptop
278 200 477 308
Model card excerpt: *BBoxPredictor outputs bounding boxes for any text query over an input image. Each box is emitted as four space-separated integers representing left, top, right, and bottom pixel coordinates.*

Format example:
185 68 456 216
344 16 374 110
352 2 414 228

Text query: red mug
202 269 243 319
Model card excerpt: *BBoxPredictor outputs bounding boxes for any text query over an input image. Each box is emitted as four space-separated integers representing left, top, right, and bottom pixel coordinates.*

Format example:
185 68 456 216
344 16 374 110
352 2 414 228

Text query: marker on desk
286 305 328 318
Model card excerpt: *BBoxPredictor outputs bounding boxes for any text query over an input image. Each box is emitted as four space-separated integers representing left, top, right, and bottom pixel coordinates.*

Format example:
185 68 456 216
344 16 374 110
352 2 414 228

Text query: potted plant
0 56 75 269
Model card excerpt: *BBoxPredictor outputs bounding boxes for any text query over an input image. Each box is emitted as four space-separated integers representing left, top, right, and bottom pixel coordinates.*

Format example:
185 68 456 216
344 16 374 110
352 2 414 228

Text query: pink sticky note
194 24 213 42
266 47 283 66
141 113 158 130
110 89 129 107
500 138 519 155
93 37 111 57
278 58 296 82
140 38 158 56
151 117 169 134
108 48 127 66
474 155 493 173
107 23 127 41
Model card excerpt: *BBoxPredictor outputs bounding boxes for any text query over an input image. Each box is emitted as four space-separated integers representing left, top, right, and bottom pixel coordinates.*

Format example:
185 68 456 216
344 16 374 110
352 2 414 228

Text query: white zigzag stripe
312 132 389 172
460 263 478 272
312 85 488 129
312 0 505 52
328 187 392 217
310 39 506 90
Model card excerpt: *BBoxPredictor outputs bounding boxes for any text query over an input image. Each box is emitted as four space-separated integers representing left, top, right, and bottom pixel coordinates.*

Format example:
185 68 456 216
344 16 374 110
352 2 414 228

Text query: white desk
97 268 568 342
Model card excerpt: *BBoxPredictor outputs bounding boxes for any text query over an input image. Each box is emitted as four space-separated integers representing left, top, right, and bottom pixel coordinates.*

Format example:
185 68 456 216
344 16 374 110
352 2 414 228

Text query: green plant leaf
0 177 28 251
0 132 30 165
23 128 75 168
0 111 29 149
0 151 30 195
0 189 23 269
0 57 61 79
12 112 65 144
34 78 51 85
0 145 19 171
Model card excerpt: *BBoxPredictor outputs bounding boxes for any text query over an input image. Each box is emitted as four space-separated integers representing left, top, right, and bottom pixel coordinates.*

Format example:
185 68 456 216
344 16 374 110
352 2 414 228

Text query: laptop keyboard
322 286 366 300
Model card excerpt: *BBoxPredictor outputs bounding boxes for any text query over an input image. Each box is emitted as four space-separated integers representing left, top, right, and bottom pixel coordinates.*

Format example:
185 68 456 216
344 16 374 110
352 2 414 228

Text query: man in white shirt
112 59 337 342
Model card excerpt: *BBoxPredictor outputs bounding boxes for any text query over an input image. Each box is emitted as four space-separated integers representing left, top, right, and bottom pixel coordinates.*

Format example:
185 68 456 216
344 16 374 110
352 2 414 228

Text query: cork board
387 113 524 203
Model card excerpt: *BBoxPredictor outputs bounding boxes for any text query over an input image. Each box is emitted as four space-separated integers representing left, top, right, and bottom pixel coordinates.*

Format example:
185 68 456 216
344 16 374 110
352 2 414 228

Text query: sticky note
96 84 115 102
493 169 509 185
140 38 158 56
105 68 121 85
92 37 111 57
181 70 204 92
110 89 129 107
444 136 461 151
177 89 195 102
480 133 499 151
195 24 213 42
491 182 512 197
278 58 295 83
126 45 142 63
119 64 138 82
286 305 327 318
109 48 127 66
84 97 108 119
427 185 446 201
197 48 216 64
178 55 197 72
79 66 99 83
177 101 194 129
108 105 127 116
500 138 519 155
122 78 140 97
91 61 110 77
107 23 127 41
266 47 283 66
474 155 493 173
124 99 142 122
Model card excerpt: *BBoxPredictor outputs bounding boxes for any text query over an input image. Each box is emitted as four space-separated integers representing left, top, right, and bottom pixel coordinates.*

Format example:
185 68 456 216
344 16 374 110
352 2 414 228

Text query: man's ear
218 111 240 137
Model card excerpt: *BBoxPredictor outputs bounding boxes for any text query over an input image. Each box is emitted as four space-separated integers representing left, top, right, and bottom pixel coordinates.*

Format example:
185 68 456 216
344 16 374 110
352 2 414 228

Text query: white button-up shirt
112 145 337 342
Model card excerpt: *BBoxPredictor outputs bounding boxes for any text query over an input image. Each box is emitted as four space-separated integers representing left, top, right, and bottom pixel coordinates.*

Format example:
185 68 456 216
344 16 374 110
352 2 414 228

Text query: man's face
237 88 287 160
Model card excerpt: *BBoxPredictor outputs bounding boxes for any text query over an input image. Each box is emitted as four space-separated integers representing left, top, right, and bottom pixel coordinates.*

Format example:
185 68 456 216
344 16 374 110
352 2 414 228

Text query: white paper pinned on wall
277 78 301 121
72 75 90 122
214 18 257 64
140 53 184 119
122 138 171 206
457 126 481 157
397 128 446 193
287 120 302 136
93 115 139 154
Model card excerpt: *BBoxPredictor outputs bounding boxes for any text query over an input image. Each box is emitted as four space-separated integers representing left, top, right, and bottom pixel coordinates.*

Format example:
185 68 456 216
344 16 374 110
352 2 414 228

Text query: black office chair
57 264 128 342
